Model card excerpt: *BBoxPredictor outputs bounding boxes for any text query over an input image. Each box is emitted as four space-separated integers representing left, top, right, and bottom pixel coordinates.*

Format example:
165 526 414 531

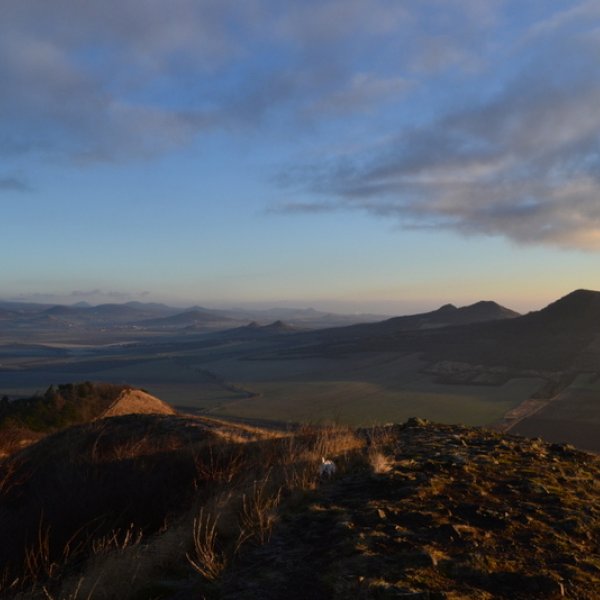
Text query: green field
178 350 542 426
512 372 600 452
210 377 542 426
1 342 543 428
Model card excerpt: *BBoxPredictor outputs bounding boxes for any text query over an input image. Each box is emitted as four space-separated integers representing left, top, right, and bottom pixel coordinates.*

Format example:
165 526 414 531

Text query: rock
488 571 565 595
435 524 462 541
399 551 438 567
549 443 576 455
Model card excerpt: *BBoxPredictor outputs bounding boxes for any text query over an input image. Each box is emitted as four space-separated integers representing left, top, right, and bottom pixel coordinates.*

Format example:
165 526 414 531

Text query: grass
0 416 365 599
1 341 544 428
212 377 542 427
187 508 227 581
511 372 600 452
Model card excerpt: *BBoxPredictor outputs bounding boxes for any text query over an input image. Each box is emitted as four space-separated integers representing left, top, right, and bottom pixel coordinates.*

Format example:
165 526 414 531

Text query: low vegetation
0 413 361 599
0 383 131 456
0 412 598 599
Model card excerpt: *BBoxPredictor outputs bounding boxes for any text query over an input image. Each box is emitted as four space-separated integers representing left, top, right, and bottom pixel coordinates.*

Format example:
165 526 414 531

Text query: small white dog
319 457 336 478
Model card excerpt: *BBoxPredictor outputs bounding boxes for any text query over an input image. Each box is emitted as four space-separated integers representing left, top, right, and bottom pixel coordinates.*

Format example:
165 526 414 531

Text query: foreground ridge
0 416 598 599
223 420 599 599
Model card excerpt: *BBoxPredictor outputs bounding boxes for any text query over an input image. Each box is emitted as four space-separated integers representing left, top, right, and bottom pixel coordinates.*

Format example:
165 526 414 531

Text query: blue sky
2 1 600 314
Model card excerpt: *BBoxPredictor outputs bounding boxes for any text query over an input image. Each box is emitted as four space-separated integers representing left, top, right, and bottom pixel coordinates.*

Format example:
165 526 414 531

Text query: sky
2 0 600 314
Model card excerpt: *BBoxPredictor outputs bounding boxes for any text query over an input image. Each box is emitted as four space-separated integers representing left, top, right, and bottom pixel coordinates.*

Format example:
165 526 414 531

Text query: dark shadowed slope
386 300 521 329
296 290 600 373
312 300 520 343
223 420 599 600
2 416 596 599
423 289 600 371
44 303 179 324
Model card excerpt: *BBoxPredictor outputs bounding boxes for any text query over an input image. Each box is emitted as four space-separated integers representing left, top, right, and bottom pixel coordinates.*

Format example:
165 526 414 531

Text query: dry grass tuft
239 474 282 546
186 508 227 581
0 418 369 599
368 450 394 474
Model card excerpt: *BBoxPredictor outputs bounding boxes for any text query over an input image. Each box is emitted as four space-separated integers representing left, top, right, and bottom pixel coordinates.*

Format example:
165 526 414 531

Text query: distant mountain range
295 289 600 373
0 297 521 334
0 299 390 335
313 300 520 341
4 292 600 374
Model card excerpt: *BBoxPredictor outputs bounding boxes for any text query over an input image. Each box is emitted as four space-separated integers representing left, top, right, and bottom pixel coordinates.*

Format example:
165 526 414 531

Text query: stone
399 551 438 568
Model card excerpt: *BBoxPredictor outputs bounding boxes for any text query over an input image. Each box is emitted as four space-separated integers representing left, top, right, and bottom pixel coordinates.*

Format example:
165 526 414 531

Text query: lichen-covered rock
222 421 600 599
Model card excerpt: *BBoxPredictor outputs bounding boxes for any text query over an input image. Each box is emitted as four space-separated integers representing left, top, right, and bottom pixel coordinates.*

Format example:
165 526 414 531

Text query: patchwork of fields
0 339 543 429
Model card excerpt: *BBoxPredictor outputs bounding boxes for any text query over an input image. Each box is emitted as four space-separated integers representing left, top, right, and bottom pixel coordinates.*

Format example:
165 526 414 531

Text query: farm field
178 350 542 426
0 339 544 428
209 376 542 426
511 372 600 452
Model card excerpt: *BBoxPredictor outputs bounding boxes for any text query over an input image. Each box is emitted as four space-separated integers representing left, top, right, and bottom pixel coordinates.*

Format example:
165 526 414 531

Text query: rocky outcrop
223 420 600 599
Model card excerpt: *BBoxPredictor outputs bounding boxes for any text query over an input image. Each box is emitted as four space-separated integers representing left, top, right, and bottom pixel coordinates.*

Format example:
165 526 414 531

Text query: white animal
319 457 336 478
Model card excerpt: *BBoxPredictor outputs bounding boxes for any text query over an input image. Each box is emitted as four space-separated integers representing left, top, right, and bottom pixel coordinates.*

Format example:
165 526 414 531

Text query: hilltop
0 415 597 599
205 319 304 341
224 420 599 599
0 382 174 457
312 300 520 342
293 289 600 374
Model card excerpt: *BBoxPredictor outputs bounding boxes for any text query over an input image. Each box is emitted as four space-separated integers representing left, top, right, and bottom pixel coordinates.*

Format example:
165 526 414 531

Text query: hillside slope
224 420 599 599
297 289 600 373
0 416 597 599
0 382 175 457
312 300 520 343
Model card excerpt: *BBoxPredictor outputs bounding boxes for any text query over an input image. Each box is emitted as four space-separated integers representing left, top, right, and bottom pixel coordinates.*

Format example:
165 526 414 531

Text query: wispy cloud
275 5 600 251
0 0 503 162
0 1 254 161
305 73 412 116
0 175 31 192
5 0 598 252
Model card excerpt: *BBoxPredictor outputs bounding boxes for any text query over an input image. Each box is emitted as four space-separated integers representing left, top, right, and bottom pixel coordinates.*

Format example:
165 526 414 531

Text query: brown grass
186 508 227 581
0 416 367 599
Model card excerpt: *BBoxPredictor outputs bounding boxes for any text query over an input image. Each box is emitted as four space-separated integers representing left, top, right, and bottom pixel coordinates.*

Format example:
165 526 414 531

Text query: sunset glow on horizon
2 1 600 314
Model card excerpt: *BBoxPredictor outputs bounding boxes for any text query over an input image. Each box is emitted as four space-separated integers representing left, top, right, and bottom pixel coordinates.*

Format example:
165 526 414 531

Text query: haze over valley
2 289 600 453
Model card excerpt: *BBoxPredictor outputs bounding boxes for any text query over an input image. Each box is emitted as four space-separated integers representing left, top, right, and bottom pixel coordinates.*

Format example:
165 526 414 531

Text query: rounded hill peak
531 289 600 329
264 320 294 331
545 288 600 310
437 303 457 312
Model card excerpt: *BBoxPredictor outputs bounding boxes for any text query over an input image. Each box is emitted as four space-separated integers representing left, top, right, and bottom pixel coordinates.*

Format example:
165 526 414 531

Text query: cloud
305 74 412 116
526 0 600 39
0 176 31 192
275 8 600 251
272 0 410 43
0 1 256 161
0 0 503 163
